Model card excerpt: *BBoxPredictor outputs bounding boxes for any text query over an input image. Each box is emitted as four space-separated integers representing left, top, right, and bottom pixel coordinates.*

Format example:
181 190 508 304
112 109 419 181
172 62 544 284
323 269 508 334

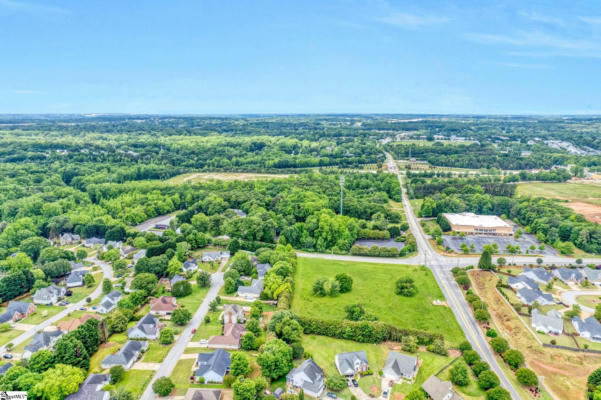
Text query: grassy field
516 182 601 204
143 341 173 363
167 172 289 184
0 329 24 347
20 305 64 325
115 369 154 398
69 271 103 302
576 295 601 309
437 359 485 400
192 310 222 341
291 259 465 346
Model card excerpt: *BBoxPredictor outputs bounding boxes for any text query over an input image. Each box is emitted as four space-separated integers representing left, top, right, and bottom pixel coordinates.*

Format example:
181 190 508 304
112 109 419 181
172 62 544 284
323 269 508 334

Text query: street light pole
340 175 345 215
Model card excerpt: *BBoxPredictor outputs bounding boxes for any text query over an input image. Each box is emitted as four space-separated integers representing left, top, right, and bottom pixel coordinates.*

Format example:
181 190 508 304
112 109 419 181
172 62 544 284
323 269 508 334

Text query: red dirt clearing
566 201 601 223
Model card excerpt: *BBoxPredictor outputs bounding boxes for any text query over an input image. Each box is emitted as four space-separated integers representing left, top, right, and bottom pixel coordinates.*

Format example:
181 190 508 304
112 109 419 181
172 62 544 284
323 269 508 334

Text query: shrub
405 390 426 400
402 335 418 353
516 368 538 386
458 341 472 352
486 387 511 400
110 365 125 384
502 349 525 370
326 374 347 391
472 360 490 377
449 364 470 386
486 329 498 338
427 338 448 356
462 350 480 365
335 273 353 293
477 370 500 390
395 277 417 297
152 377 174 396
223 374 236 388
474 309 490 322
159 328 174 345
490 337 509 354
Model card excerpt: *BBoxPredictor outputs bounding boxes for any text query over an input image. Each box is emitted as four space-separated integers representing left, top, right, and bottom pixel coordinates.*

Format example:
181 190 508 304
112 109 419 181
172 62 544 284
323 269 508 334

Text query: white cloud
0 0 68 14
377 12 450 29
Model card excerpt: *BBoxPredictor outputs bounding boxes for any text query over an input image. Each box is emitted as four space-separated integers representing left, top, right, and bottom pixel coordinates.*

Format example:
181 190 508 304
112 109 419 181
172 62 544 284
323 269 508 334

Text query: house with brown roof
57 314 101 332
207 323 246 349
150 296 178 318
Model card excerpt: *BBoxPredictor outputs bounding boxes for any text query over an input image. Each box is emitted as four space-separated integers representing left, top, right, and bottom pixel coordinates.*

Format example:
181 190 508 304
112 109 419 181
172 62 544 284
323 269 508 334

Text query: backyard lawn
437 359 485 400
292 259 465 346
143 341 173 363
20 305 64 325
115 369 154 398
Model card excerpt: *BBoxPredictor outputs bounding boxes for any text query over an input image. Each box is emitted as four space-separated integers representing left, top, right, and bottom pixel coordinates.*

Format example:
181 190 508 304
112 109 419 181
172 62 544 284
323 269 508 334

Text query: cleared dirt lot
566 201 601 223
470 270 601 400
166 172 289 184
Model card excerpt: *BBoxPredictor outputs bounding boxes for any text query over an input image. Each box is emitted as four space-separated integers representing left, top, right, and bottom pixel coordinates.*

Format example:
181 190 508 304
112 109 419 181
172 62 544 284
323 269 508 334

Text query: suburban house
33 285 66 305
237 279 263 300
128 313 163 340
170 274 186 290
516 287 555 306
286 358 326 398
421 376 464 400
335 351 369 376
104 240 123 251
572 317 601 342
521 267 554 284
220 304 246 324
553 268 583 283
257 263 272 279
65 374 110 400
150 296 178 318
101 340 148 370
183 260 199 274
0 363 13 375
66 270 89 288
208 323 246 349
531 309 563 335
84 237 105 248
580 268 601 285
0 301 36 323
202 251 230 263
133 249 147 263
184 389 223 400
70 261 85 270
508 275 538 291
23 330 64 359
97 290 123 314
195 349 231 383
121 245 137 257
382 351 419 383
57 314 101 332
59 233 80 246
441 212 513 236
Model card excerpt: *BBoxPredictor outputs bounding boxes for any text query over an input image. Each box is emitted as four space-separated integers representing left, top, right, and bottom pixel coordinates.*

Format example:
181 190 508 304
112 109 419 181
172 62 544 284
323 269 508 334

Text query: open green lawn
516 182 601 205
192 310 222 341
89 342 120 373
292 259 465 346
393 352 453 396
69 271 103 303
0 329 25 347
12 337 31 354
170 357 226 396
178 285 210 313
576 295 601 309
143 341 173 363
115 369 154 399
20 305 64 325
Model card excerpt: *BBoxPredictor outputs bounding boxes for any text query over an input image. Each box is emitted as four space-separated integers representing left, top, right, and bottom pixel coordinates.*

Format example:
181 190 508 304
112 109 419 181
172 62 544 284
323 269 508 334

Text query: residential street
561 289 601 314
0 257 113 356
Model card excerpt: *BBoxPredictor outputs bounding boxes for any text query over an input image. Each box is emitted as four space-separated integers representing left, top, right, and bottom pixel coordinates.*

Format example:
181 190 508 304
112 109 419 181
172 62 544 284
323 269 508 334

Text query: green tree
490 337 509 354
172 280 192 297
7 252 33 272
197 270 211 288
28 349 55 373
449 363 470 386
167 256 183 278
326 374 347 391
485 387 511 400
477 370 500 390
224 278 237 294
230 352 250 377
335 273 353 293
103 278 113 294
502 349 525 370
132 273 157 293
395 276 417 297
152 377 174 396
107 310 129 334
256 339 293 379
84 273 95 287
160 328 175 345
478 249 494 271
233 377 256 400
76 249 88 260
111 388 134 400
402 335 418 353
33 364 85 400
53 335 90 370
462 350 480 365
272 316 303 343
110 365 125 384
405 390 426 400
250 300 263 319
172 307 192 325
246 319 261 336
515 368 538 386
240 333 258 351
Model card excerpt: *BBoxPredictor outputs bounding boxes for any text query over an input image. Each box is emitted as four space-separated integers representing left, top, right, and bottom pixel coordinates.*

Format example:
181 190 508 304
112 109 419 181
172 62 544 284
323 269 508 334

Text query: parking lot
354 239 405 250
442 233 557 255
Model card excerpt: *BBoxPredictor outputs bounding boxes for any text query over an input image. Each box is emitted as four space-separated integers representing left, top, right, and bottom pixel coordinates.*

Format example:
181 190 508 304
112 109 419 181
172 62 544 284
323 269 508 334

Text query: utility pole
340 175 345 215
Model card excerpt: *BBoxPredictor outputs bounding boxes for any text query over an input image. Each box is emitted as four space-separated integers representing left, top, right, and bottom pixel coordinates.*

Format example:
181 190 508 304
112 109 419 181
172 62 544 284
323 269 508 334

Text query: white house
382 351 419 383
286 358 325 398
33 285 66 305
101 340 148 370
127 313 163 340
59 233 80 246
335 351 369 376
97 290 123 314
531 309 563 335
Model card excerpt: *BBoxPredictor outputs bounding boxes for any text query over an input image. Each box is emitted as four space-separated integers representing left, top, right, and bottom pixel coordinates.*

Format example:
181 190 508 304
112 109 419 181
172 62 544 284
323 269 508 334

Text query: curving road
0 257 113 356
561 289 601 314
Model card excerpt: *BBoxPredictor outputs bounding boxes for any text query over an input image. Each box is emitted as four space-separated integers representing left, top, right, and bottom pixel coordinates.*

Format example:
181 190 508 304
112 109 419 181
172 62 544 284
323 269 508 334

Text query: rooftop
442 212 511 228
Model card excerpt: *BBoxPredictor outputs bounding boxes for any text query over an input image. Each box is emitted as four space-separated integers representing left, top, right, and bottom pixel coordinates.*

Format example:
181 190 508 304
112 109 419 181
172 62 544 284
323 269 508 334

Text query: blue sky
1 0 601 114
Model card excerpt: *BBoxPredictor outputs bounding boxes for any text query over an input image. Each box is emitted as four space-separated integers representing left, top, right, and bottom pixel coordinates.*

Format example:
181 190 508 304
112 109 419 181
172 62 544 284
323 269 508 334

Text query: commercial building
442 212 513 236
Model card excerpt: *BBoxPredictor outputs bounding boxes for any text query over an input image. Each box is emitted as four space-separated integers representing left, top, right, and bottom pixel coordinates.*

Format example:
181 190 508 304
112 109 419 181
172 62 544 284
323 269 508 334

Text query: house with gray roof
84 237 105 248
23 330 64 359
121 245 137 257
128 313 163 340
0 301 36 324
59 233 80 246
66 374 110 400
508 275 538 291
101 340 148 370
104 241 123 251
66 270 89 288
421 376 463 400
183 259 199 274
383 351 419 383
133 249 147 263
553 268 583 283
531 309 563 335
220 304 246 324
257 263 272 279
170 274 186 290
184 389 223 400
516 287 554 306
335 351 369 376
521 267 554 284
33 285 66 305
237 279 263 300
572 317 601 342
202 251 230 263
0 363 12 375
97 290 123 314
195 349 231 383
286 358 325 398
69 261 85 270
580 268 601 285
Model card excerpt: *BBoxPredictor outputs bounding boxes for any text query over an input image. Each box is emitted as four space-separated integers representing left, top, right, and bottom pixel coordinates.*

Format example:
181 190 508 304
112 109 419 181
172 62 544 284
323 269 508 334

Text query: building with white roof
442 213 513 236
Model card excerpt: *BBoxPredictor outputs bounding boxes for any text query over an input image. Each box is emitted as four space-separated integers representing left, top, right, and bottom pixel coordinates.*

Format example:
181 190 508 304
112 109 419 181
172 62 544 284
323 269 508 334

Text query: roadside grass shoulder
115 369 154 398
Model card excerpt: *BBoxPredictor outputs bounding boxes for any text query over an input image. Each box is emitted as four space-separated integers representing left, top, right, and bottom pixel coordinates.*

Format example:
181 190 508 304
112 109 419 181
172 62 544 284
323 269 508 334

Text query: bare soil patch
470 270 601 400
566 201 601 223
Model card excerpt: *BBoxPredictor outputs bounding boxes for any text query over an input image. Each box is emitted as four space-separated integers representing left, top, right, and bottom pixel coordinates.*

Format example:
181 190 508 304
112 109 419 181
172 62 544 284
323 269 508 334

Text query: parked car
3 354 13 359
382 391 388 398
352 379 359 387
327 393 337 399
79 307 87 311
191 328 197 334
